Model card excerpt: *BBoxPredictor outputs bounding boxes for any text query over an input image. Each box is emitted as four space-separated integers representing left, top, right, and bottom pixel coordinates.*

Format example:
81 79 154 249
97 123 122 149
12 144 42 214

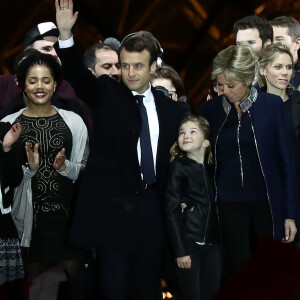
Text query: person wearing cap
83 39 121 81
0 22 93 134
23 21 61 61
55 0 189 299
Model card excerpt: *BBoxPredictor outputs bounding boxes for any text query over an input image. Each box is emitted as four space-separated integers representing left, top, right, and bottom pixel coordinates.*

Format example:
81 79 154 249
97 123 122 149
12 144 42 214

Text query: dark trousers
96 186 164 300
218 199 273 278
176 243 221 300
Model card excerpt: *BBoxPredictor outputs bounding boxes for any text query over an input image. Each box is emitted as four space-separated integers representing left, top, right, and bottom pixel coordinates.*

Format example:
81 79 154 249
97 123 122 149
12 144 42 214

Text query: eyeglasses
153 85 177 100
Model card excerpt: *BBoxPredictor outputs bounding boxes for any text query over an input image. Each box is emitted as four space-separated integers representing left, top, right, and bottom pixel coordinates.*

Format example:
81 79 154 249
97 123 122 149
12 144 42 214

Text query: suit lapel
152 87 170 177
289 95 300 133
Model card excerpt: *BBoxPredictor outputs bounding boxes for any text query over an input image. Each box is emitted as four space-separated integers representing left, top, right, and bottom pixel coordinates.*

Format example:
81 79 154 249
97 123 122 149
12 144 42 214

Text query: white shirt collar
131 84 153 103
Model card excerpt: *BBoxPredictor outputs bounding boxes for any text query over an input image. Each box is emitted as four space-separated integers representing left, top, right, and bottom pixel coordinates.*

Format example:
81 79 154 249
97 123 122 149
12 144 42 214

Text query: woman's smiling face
25 64 56 107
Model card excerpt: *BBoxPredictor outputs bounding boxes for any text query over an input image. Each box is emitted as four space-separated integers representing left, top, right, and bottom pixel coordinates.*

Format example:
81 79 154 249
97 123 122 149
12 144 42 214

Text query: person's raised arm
55 0 106 107
55 0 78 40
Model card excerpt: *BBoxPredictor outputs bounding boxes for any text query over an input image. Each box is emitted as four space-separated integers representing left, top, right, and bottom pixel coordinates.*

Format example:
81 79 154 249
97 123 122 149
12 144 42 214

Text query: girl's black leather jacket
165 156 219 258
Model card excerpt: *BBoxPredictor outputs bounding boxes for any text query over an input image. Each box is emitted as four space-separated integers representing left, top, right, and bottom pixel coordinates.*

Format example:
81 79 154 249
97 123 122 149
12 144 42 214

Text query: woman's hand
53 148 66 171
282 219 297 243
25 142 39 171
2 123 22 152
176 255 192 269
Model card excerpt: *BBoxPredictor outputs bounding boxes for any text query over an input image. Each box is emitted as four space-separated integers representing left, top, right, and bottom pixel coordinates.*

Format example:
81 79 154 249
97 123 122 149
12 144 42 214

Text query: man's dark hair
83 43 116 70
119 31 161 66
233 15 273 45
16 51 62 90
268 16 300 42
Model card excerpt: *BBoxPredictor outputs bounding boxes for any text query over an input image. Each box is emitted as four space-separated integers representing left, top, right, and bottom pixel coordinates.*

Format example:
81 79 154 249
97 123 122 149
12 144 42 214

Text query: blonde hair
170 116 213 165
258 42 294 88
211 44 259 85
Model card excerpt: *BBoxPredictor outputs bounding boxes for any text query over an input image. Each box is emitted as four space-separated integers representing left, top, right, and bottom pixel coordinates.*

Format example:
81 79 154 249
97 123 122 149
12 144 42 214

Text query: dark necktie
135 95 156 185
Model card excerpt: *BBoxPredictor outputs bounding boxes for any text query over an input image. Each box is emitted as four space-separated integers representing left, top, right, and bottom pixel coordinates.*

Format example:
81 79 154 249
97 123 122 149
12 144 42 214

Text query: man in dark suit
55 1 189 299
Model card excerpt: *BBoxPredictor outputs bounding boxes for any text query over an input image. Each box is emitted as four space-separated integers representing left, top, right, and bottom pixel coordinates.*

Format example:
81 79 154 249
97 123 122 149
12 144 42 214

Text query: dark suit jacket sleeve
165 159 188 258
273 98 300 220
56 44 104 108
0 146 23 188
0 144 23 209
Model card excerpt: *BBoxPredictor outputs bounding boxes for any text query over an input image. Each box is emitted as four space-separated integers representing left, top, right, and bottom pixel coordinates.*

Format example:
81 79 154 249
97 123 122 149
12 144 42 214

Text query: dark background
1 0 300 112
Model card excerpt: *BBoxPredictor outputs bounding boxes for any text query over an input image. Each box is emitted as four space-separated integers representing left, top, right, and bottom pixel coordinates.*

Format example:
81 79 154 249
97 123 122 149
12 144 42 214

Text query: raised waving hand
55 0 78 40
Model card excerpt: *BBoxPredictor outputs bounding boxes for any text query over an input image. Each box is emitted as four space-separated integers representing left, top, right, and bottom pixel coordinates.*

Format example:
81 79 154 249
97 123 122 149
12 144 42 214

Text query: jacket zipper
247 111 275 237
200 164 211 245
237 118 244 187
213 115 229 221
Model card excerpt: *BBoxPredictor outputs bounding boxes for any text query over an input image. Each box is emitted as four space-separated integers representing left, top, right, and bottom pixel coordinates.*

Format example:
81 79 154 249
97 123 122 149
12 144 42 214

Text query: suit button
132 129 136 134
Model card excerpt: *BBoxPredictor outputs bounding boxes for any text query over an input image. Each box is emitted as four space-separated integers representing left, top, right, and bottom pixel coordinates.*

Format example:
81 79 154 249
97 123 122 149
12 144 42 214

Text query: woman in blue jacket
200 44 298 278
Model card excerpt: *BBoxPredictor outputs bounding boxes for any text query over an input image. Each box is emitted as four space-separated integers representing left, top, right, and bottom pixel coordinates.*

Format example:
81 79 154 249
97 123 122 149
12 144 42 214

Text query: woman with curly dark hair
2 51 89 298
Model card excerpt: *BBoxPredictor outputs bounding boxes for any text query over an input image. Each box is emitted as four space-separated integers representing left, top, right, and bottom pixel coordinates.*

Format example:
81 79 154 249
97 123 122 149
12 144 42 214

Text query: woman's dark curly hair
15 51 62 90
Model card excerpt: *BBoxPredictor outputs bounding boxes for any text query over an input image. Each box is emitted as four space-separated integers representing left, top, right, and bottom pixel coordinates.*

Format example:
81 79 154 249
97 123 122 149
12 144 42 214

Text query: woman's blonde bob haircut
211 44 259 85
258 42 294 87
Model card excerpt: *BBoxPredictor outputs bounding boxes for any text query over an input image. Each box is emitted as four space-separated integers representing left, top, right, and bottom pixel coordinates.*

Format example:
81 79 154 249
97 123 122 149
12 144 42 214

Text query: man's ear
259 67 265 76
88 68 95 76
263 39 272 47
203 139 210 148
150 61 157 74
295 37 300 51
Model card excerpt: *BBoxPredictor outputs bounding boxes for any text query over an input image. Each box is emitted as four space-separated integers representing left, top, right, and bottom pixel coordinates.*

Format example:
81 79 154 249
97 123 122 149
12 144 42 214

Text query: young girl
165 116 221 300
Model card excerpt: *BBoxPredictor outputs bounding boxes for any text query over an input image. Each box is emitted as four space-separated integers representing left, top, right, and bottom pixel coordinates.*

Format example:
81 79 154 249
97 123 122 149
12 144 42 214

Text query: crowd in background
0 1 300 299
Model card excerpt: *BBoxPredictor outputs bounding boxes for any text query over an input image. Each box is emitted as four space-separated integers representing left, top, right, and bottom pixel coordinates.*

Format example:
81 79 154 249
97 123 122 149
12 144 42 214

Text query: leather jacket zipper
201 164 211 245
